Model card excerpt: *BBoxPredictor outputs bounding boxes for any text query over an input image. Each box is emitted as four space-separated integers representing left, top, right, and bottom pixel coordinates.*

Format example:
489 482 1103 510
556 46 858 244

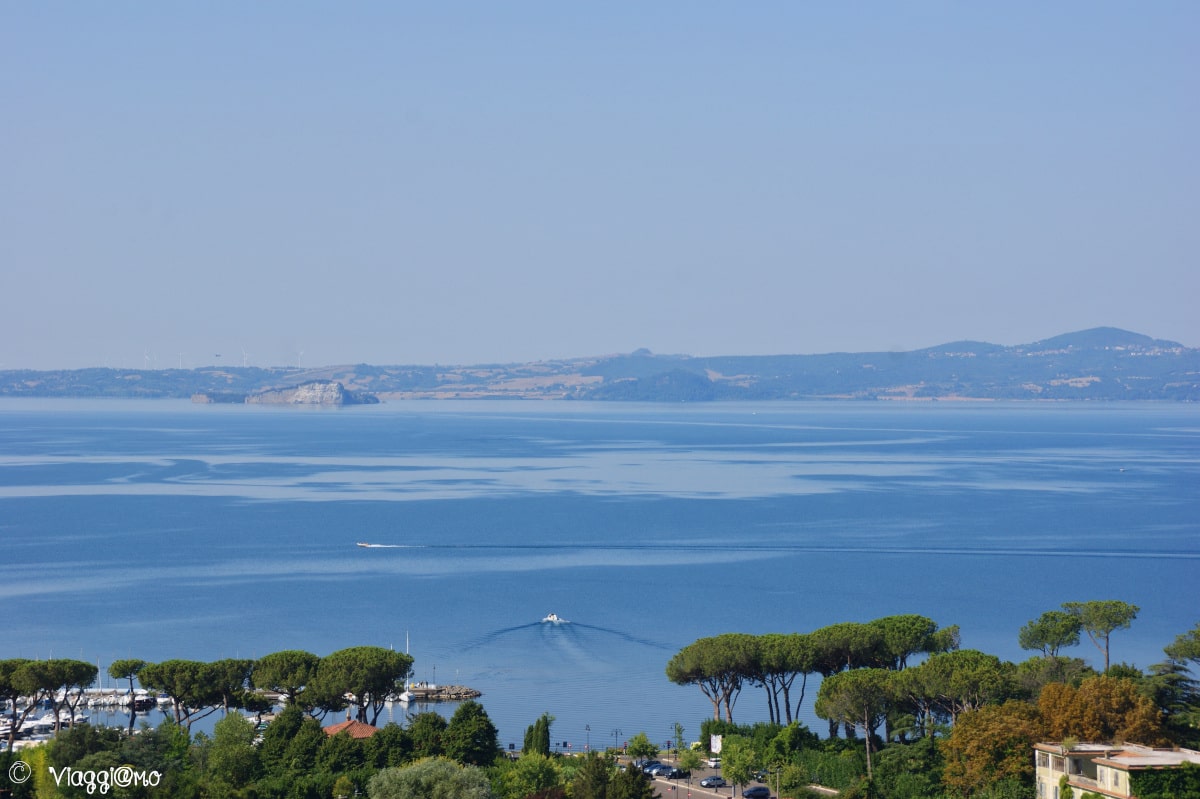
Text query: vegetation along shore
3 601 1198 798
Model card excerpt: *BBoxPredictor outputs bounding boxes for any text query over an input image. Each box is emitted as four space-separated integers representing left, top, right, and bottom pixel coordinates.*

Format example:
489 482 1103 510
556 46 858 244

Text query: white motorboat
541 613 568 624
33 710 88 728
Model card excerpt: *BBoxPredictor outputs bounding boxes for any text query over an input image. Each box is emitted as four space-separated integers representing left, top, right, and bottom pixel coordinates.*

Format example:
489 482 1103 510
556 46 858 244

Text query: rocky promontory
192 380 379 406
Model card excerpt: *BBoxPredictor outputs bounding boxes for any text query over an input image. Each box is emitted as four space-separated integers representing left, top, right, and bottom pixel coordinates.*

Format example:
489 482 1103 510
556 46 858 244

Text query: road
642 762 839 799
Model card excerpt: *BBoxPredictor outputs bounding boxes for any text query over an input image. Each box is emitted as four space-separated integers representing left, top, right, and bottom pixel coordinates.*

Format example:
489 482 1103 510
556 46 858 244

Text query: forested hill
2 328 1197 402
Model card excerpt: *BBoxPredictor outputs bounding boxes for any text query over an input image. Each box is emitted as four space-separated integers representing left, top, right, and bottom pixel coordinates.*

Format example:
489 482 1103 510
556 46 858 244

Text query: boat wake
458 623 544 651
569 622 672 651
456 618 671 655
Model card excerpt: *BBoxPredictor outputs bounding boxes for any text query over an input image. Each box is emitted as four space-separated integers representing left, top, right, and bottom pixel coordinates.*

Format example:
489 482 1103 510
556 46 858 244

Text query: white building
1034 741 1200 798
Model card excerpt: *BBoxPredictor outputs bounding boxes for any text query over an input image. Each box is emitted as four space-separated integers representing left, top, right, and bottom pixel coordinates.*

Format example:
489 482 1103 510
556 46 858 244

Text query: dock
402 684 481 702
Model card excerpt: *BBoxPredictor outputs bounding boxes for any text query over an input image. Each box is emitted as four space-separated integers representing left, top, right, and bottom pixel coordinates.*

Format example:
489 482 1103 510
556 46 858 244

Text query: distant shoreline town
2 328 1197 402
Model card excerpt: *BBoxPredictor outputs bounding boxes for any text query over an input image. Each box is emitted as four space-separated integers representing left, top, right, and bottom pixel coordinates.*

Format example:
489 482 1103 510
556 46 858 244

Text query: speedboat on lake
541 613 568 624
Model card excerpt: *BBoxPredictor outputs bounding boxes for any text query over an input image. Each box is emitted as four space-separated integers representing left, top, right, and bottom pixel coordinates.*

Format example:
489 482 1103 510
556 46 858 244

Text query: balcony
1067 774 1123 798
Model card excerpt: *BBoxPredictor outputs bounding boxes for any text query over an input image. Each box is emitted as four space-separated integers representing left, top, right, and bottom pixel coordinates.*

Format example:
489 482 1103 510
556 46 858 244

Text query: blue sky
3 3 1196 369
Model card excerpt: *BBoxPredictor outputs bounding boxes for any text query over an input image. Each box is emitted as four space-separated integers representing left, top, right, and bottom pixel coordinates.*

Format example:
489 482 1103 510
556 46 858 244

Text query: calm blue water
1 399 1197 750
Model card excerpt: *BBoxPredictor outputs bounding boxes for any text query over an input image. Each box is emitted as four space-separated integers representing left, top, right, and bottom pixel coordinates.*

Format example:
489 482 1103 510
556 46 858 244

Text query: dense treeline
0 698 661 799
3 609 1198 798
0 644 658 799
667 605 1200 798
2 646 414 753
665 615 960 729
0 700 504 798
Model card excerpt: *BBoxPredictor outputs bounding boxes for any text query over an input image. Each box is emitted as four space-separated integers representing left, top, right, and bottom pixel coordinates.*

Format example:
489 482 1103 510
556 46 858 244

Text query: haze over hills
1 328 1197 402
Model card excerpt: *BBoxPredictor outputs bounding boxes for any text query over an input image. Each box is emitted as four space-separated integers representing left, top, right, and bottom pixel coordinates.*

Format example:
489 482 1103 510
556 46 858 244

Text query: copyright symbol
8 759 31 784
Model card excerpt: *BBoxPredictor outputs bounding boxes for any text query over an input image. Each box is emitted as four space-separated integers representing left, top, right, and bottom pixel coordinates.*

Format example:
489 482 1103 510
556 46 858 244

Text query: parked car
647 764 672 776
659 767 689 780
700 776 727 788
706 757 721 768
742 787 770 799
641 761 664 775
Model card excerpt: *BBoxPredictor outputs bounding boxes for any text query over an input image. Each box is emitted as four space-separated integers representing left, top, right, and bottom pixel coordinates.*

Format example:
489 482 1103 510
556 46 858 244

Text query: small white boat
541 613 568 624
35 710 88 727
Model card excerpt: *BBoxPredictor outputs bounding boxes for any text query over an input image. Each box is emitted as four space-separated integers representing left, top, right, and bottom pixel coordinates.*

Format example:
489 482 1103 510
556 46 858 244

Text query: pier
402 684 481 702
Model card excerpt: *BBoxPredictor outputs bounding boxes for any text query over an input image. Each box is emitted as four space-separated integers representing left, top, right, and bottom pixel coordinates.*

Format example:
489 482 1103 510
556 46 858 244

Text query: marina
2 683 482 748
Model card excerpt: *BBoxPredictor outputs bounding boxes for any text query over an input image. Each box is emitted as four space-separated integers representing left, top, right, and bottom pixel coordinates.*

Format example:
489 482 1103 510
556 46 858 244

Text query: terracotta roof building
322 718 380 739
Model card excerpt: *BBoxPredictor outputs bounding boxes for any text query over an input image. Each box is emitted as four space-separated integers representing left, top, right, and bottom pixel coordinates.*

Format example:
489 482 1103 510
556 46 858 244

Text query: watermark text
40 765 162 795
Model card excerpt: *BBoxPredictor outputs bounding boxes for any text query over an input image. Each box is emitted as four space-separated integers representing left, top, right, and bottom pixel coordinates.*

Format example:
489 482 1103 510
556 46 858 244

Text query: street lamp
586 724 591 752
612 728 622 751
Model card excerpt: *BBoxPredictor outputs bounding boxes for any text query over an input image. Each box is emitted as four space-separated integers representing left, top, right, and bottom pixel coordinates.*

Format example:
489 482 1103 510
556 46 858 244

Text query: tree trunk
862 712 873 779
127 677 138 735
702 686 721 721
792 673 808 723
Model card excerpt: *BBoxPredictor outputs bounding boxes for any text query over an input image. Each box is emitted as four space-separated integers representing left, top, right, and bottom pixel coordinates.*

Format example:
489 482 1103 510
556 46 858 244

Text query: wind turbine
241 347 251 368
297 350 304 369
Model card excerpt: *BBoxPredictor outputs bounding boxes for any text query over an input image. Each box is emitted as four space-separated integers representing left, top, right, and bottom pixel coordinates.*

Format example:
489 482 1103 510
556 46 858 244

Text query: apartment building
1034 741 1200 798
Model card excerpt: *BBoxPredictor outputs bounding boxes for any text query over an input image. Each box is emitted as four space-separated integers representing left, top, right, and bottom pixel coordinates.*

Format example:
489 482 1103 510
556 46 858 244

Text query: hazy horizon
0 324 1192 373
4 4 1196 370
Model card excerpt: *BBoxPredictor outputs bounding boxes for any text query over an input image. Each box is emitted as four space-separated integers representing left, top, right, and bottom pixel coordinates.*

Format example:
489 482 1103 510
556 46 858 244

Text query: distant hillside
2 328 1197 401
580 328 1198 402
1023 327 1179 351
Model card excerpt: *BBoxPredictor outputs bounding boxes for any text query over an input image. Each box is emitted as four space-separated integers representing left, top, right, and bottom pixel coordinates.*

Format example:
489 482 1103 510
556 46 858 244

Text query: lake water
1 399 1196 751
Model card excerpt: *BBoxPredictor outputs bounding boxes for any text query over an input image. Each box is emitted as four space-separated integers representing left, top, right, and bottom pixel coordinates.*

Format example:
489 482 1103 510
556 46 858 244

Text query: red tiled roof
323 719 379 739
